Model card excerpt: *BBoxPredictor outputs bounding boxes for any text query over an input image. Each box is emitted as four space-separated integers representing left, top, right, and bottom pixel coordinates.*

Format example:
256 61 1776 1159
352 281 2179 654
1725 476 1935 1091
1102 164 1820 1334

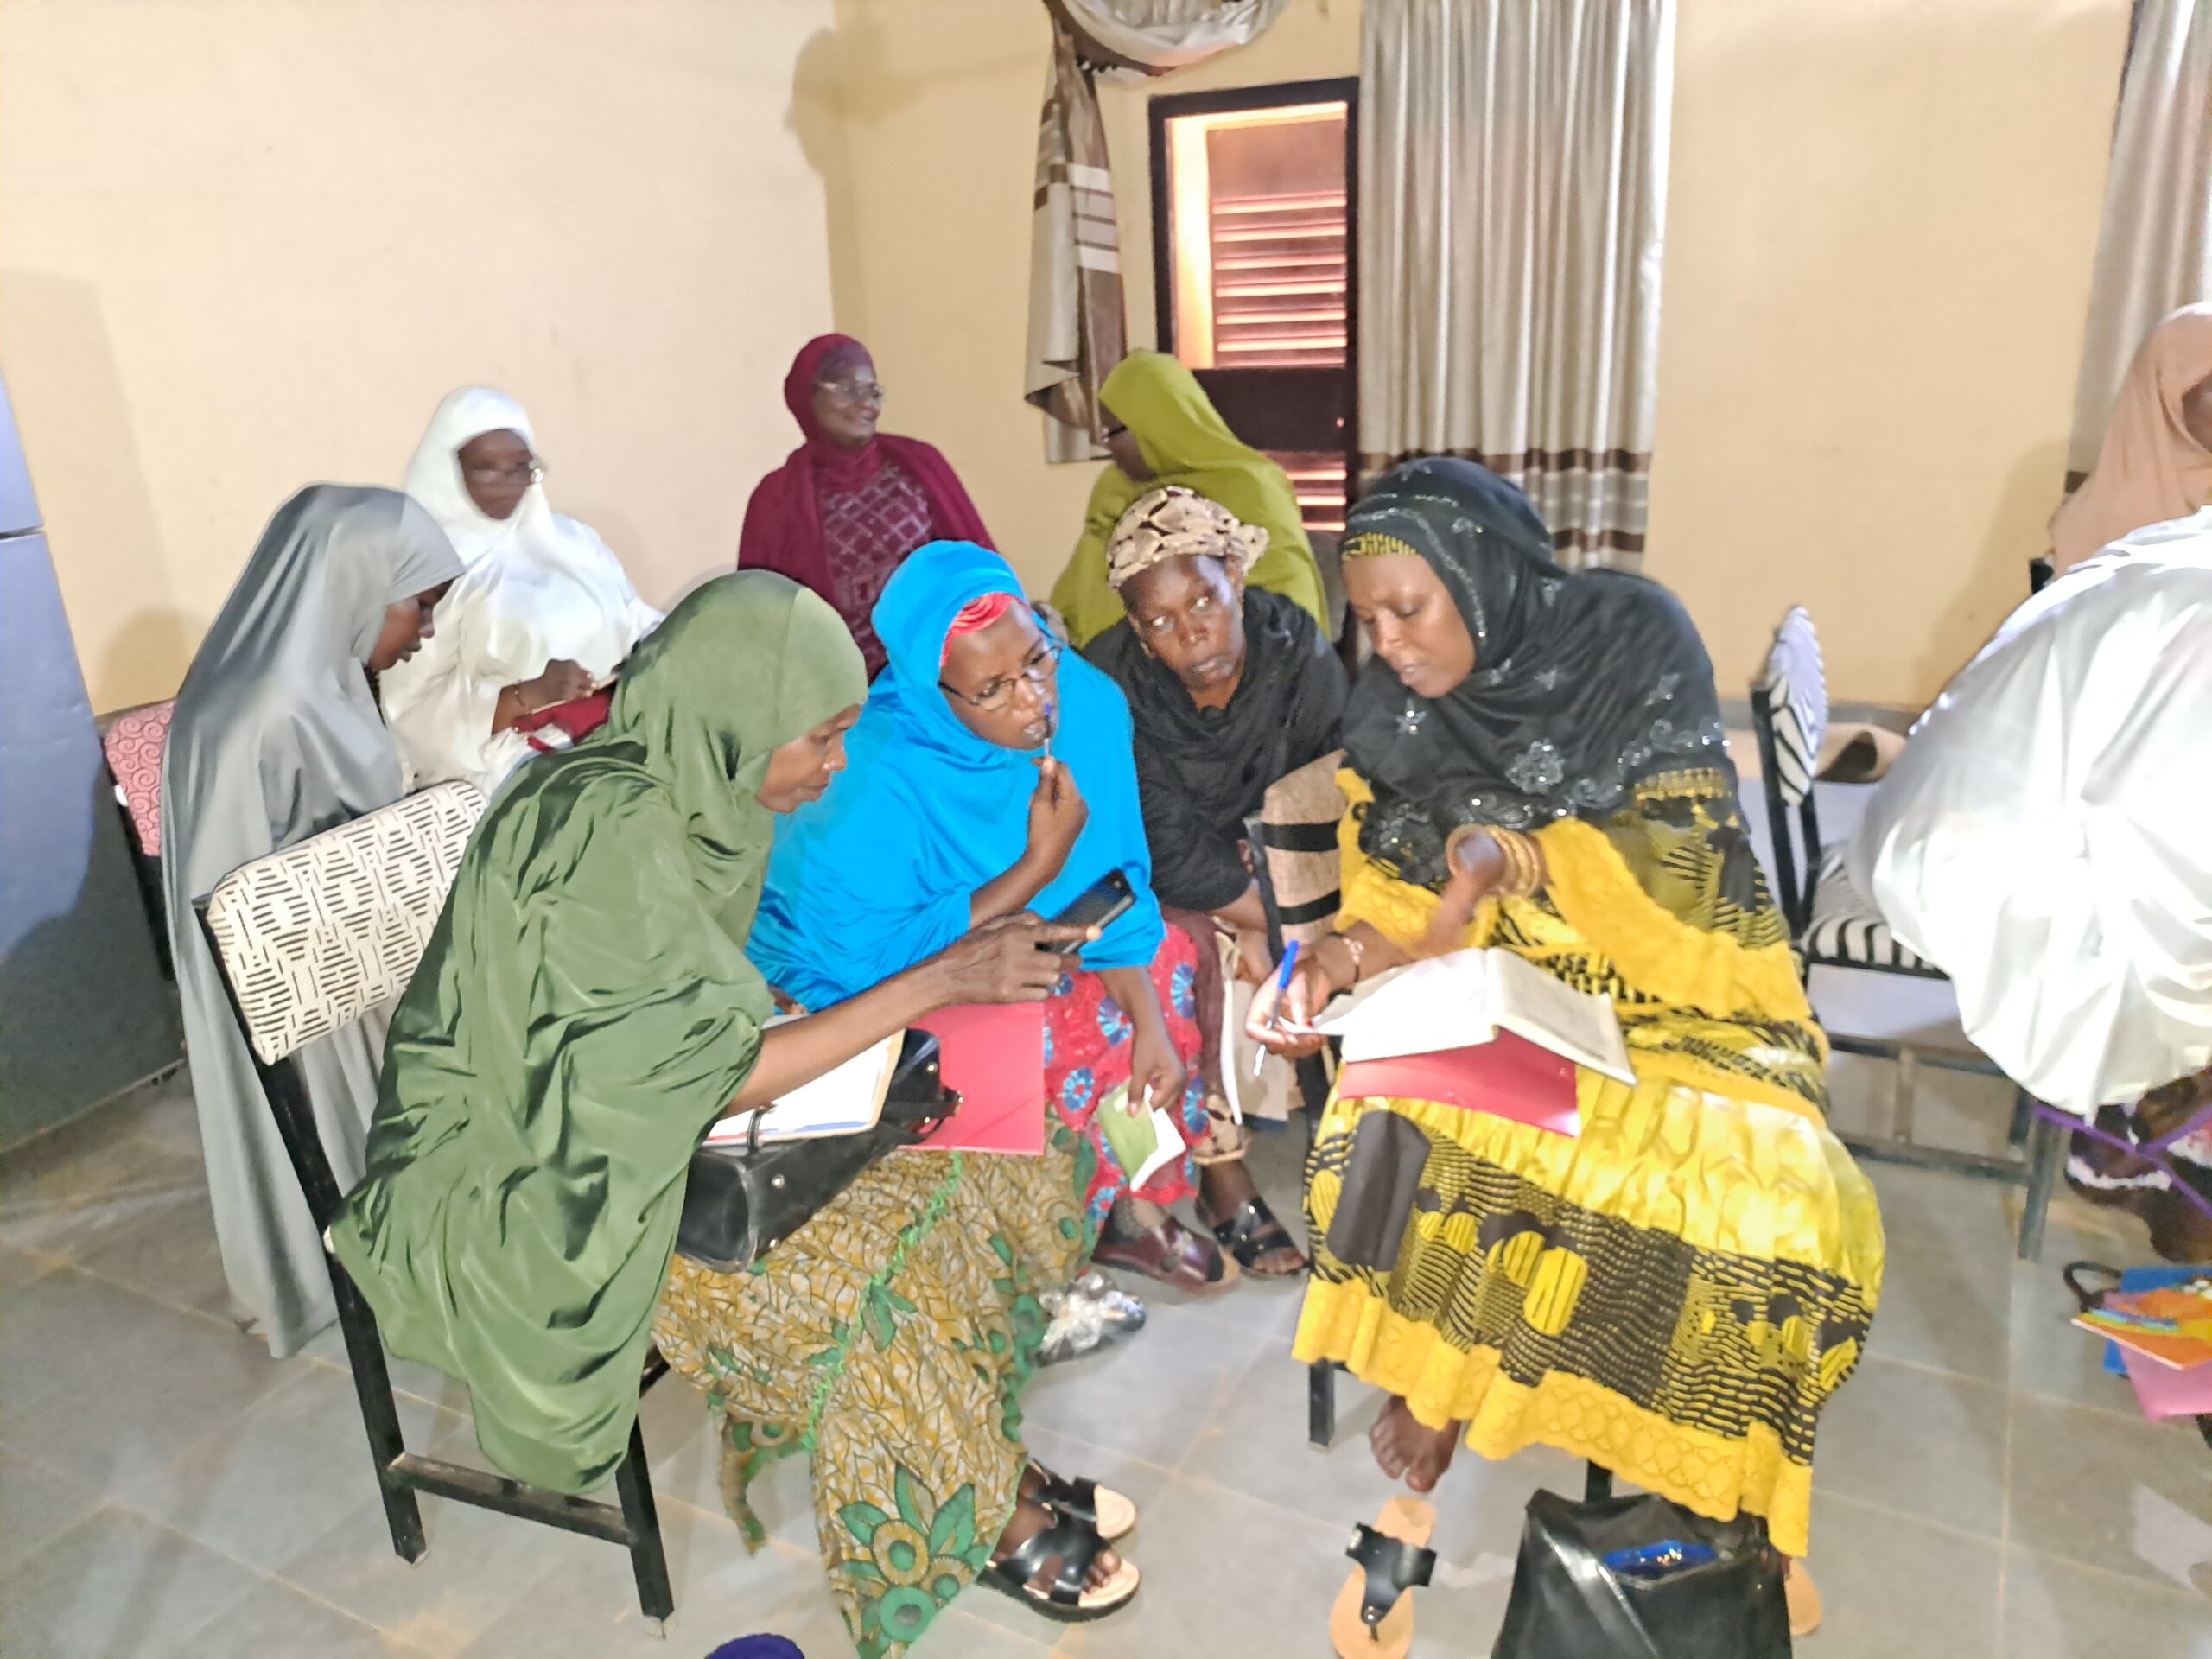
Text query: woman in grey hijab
162 485 461 1357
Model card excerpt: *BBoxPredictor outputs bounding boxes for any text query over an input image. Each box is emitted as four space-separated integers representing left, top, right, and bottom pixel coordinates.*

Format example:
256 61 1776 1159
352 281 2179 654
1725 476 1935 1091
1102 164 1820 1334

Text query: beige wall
4 0 2130 713
828 0 2128 708
1644 0 2128 707
824 0 1360 597
1 0 849 714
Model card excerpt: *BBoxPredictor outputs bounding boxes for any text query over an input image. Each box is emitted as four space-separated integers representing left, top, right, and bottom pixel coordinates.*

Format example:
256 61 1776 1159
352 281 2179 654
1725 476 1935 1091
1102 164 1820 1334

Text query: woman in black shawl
1249 460 1881 1619
1086 486 1347 1277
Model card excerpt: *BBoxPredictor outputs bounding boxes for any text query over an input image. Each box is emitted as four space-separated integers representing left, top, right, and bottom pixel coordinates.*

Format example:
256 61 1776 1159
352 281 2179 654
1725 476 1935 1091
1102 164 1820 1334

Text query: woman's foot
1198 1160 1307 1277
982 1467 1141 1620
1093 1211 1238 1294
1369 1396 1461 1493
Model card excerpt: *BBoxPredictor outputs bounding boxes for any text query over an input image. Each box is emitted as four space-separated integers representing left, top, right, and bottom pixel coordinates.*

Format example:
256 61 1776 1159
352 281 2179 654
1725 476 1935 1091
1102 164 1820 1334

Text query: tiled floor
5 777 2211 1656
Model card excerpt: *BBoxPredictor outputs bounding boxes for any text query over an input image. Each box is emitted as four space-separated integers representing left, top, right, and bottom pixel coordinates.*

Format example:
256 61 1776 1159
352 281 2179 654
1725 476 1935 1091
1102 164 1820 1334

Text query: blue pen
1253 939 1302 1076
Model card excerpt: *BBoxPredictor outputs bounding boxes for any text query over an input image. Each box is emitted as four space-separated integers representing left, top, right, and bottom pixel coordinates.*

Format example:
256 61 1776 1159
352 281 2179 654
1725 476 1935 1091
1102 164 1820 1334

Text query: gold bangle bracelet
1446 823 1542 899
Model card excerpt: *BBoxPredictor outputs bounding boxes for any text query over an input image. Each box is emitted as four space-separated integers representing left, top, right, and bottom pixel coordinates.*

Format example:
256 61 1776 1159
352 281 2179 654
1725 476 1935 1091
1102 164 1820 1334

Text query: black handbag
1491 1488 1792 1659
675 1029 958 1273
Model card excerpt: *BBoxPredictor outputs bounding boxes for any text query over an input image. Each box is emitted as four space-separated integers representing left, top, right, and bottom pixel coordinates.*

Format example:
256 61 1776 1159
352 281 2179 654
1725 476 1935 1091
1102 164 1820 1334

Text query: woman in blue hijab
752 541 1234 1292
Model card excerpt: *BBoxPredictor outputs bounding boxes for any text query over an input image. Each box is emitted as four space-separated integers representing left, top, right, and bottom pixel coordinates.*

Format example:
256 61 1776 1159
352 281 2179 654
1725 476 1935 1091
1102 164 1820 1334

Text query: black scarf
1086 587 1348 912
1340 458 1730 888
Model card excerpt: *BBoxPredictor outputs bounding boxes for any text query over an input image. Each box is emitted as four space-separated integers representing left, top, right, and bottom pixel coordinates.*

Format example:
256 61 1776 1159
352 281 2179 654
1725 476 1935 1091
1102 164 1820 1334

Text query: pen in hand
1252 939 1302 1077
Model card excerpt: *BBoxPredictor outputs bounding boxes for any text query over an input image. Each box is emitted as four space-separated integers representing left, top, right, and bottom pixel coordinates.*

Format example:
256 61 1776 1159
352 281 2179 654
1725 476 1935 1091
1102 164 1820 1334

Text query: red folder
906 1003 1047 1155
1337 1030 1581 1137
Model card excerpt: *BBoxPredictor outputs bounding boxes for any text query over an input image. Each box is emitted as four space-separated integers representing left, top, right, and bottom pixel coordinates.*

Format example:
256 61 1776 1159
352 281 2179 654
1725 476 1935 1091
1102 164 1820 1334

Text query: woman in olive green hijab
1050 349 1327 646
333 573 1143 1656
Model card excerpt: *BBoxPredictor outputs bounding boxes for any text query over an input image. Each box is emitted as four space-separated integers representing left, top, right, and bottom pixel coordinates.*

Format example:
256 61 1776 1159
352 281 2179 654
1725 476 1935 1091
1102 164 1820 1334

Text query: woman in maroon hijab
738 334 994 676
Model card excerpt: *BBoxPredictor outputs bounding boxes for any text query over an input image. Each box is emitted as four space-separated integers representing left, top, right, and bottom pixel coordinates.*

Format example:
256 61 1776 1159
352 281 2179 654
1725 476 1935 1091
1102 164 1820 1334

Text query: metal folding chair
194 780 673 1621
1750 607 2063 1259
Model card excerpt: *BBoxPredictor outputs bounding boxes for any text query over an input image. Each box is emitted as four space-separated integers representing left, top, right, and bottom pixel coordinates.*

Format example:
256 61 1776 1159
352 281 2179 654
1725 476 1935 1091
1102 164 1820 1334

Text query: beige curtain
1024 0 1288 462
2065 0 2212 486
1358 0 1674 570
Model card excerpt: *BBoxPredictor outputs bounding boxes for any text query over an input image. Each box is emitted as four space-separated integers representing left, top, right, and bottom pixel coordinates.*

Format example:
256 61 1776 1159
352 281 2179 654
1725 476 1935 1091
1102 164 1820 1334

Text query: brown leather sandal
1093 1215 1240 1294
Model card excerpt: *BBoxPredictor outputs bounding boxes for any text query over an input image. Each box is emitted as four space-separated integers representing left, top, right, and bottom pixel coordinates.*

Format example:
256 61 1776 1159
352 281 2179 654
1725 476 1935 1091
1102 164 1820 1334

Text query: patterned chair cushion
1254 748 1348 944
1802 846 1934 972
1759 607 1827 808
202 782 486 1065
100 699 175 856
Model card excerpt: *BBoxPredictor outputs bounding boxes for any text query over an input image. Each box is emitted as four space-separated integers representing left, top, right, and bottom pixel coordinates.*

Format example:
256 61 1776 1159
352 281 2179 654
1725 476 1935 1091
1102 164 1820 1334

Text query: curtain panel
1358 0 1675 569
2064 0 2212 489
1024 0 1289 462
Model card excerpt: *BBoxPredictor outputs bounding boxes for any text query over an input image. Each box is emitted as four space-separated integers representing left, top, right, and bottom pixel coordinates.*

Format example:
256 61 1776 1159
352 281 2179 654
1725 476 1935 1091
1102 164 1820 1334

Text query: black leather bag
1491 1489 1791 1659
675 1029 958 1273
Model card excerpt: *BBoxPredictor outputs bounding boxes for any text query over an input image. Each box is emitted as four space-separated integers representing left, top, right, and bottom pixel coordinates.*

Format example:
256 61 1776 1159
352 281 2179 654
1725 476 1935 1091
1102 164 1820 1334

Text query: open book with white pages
702 1021 901 1147
1306 947 1636 1084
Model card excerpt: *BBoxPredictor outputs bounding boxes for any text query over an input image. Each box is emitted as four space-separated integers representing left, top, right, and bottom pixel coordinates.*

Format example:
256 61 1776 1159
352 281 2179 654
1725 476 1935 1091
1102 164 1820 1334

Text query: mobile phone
1044 870 1136 944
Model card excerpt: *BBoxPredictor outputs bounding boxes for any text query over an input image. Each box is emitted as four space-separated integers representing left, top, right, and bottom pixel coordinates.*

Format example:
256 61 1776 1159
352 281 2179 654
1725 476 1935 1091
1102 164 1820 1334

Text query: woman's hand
1126 1018 1186 1118
927 912 1096 1006
516 658 597 713
1244 946 1339 1058
1022 758 1089 886
1233 926 1274 985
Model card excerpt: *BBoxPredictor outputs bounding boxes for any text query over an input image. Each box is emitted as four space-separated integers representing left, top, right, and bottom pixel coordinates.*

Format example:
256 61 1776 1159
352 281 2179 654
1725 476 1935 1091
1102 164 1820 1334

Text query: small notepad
703 1026 899 1147
1096 1084 1188 1189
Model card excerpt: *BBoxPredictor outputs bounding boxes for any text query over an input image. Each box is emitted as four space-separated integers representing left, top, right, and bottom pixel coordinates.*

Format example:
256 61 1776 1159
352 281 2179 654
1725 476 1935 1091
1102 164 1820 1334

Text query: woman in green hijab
331 573 1144 1655
1050 349 1327 646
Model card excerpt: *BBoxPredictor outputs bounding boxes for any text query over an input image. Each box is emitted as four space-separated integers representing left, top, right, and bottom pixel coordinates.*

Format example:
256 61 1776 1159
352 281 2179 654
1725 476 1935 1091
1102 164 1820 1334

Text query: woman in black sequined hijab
1246 461 1878 1599
1338 457 1731 888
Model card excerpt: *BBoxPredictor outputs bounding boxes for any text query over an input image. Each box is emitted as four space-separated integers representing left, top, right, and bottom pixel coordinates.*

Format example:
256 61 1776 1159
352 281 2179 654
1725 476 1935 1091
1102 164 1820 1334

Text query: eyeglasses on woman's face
817 377 885 408
940 635 1063 711
462 456 545 486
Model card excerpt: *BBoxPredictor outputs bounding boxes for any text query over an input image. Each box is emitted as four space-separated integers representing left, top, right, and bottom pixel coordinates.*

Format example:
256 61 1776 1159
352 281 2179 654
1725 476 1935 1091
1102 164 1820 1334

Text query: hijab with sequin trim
1339 458 1732 887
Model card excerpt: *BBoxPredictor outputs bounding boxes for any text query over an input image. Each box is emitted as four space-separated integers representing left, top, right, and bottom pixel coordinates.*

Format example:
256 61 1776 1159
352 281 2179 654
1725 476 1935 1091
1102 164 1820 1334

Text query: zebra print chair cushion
1762 607 1827 808
1803 846 1932 971
202 782 486 1065
1255 748 1349 944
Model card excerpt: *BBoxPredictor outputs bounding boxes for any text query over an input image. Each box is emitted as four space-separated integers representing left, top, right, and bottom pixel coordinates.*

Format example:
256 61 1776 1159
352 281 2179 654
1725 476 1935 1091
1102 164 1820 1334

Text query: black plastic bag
1491 1488 1792 1659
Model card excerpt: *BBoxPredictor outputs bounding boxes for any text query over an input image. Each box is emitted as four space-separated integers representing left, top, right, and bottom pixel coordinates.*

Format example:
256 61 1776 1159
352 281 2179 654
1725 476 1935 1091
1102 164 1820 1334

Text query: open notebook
1308 947 1634 1084
702 1023 901 1148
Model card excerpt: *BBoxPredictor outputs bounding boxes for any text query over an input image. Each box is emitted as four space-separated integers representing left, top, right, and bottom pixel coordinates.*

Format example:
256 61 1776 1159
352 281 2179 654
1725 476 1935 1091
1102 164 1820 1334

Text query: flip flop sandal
1784 1557 1822 1637
978 1504 1141 1624
1202 1195 1308 1277
1031 1466 1136 1541
1328 1496 1435 1659
1093 1217 1241 1295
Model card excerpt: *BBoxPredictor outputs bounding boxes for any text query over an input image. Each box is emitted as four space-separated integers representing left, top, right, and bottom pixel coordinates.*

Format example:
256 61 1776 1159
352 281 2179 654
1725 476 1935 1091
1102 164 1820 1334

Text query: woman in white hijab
1849 509 2212 1250
381 387 663 793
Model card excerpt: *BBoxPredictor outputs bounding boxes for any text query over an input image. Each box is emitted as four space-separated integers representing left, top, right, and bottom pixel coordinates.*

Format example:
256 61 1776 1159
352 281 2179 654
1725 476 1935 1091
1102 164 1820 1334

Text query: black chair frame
1746 684 2063 1260
1244 809 1346 1448
194 906 674 1622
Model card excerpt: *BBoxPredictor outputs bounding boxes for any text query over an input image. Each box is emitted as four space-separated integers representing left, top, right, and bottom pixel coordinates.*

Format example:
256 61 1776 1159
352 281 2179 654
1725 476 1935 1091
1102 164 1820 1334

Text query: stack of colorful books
2074 1268 2212 1420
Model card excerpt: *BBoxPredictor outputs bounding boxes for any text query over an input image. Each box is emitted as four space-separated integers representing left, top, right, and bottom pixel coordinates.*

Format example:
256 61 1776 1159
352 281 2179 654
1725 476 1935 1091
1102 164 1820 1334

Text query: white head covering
1850 507 2212 1114
400 386 554 568
382 387 663 793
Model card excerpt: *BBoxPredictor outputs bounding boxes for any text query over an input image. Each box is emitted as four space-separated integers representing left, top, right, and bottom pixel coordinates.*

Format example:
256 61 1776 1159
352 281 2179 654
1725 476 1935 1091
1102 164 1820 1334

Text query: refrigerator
0 370 181 1145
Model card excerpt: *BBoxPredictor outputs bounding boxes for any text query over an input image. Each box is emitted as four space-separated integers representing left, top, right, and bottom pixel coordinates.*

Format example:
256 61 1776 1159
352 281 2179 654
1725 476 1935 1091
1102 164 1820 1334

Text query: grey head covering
161 485 460 1356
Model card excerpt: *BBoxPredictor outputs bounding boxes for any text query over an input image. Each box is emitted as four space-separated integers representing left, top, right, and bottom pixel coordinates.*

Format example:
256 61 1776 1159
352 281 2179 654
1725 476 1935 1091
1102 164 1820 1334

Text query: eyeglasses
817 378 885 405
462 456 545 486
940 636 1063 711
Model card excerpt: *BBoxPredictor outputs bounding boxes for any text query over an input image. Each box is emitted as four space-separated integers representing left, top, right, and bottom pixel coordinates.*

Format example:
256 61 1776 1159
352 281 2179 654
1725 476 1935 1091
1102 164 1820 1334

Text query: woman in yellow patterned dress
1248 460 1883 1597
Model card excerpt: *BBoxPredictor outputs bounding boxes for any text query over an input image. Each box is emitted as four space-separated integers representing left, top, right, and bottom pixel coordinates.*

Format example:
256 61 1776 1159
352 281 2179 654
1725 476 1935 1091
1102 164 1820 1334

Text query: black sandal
1204 1195 1308 1277
978 1503 1141 1622
1031 1466 1136 1541
1326 1497 1436 1656
1347 1521 1435 1629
